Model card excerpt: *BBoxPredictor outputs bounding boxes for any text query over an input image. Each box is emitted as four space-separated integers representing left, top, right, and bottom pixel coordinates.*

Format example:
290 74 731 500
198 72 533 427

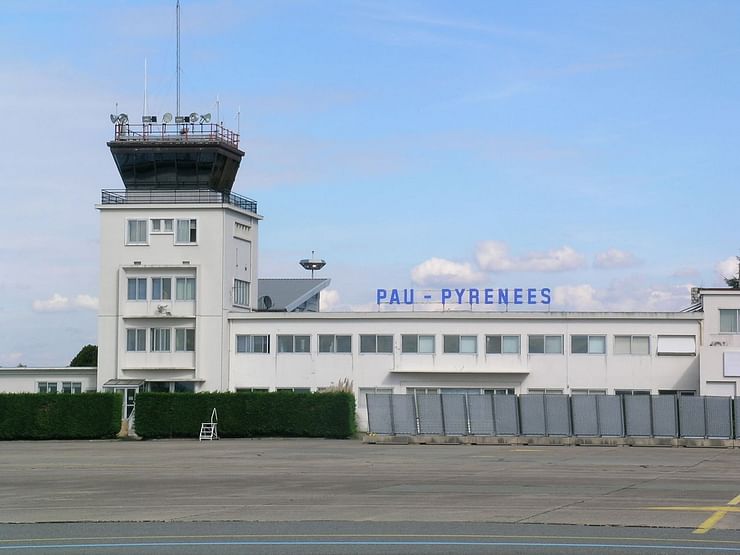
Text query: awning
102 379 146 388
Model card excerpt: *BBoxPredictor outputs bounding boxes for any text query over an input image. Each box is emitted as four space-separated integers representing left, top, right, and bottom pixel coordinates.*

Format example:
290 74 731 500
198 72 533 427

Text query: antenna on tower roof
176 0 181 118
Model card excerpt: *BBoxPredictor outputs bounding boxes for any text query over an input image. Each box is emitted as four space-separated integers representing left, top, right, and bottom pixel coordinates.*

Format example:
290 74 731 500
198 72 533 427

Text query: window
486 335 521 354
176 277 196 301
571 389 607 395
277 387 311 393
614 335 650 355
151 219 173 233
127 278 147 300
151 277 172 301
443 335 477 354
175 328 195 352
401 334 435 353
615 389 650 396
527 388 563 394
277 335 310 353
38 382 57 394
571 335 606 354
236 335 270 353
126 329 146 352
127 219 147 244
528 335 563 354
236 387 269 393
720 309 740 333
656 335 696 356
176 219 197 243
658 389 696 396
62 382 82 394
360 334 393 353
484 388 515 395
150 328 171 352
319 335 351 353
234 279 249 307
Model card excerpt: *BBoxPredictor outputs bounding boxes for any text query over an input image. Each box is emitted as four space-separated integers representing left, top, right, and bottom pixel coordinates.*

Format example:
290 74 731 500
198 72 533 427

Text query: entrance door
114 387 138 419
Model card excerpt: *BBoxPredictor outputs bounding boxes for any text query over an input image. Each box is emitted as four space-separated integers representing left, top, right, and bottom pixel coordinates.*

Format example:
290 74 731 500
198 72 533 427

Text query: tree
724 256 740 289
70 344 97 367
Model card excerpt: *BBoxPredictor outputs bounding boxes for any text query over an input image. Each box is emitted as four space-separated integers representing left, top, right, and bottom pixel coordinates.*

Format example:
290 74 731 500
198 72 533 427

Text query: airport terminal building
3 116 740 429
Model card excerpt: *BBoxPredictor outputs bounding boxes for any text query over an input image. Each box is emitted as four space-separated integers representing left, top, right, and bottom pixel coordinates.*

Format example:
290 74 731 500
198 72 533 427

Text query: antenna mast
176 0 181 118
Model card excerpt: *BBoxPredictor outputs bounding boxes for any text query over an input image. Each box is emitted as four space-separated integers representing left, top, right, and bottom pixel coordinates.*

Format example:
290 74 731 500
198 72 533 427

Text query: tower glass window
176 277 196 300
150 328 171 352
175 329 195 352
151 277 172 301
234 279 249 307
127 278 147 300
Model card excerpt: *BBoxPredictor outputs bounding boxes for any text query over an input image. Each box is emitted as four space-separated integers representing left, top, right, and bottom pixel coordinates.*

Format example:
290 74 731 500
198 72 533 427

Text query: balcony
101 189 257 213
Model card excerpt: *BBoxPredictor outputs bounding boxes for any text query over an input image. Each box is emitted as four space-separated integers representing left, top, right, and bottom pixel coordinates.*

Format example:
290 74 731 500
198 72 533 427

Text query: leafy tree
724 256 740 289
70 344 97 367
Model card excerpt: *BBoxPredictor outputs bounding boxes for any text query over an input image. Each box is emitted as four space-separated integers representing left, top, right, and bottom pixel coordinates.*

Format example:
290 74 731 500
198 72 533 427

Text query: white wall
0 368 97 393
698 290 740 396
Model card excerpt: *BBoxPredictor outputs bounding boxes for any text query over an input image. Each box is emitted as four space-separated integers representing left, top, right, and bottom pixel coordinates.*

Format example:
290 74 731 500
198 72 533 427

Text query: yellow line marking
647 506 740 513
645 492 740 535
695 511 728 535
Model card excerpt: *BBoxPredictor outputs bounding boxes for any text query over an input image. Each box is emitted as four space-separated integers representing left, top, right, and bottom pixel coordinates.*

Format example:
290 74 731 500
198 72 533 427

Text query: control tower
97 112 261 416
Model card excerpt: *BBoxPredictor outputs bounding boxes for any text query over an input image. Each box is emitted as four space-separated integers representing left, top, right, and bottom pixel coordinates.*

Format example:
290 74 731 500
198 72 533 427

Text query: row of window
127 277 196 301
235 333 696 355
38 382 83 394
720 309 740 333
127 328 195 352
127 218 197 244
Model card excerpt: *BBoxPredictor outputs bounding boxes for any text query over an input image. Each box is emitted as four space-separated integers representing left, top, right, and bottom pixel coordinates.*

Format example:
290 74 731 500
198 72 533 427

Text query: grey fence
366 393 737 439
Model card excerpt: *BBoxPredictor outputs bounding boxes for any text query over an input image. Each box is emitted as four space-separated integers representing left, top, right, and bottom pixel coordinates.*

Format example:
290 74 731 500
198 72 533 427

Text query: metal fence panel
417 394 444 435
442 394 468 435
736 398 740 440
391 394 417 435
705 396 732 439
492 395 519 435
571 395 598 436
597 395 624 436
679 396 706 438
651 395 678 437
366 393 393 434
624 395 652 437
519 395 546 436
544 395 571 436
468 394 495 435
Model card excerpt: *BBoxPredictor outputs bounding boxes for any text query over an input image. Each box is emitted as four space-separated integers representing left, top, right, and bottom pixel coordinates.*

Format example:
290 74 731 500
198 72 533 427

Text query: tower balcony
101 188 257 213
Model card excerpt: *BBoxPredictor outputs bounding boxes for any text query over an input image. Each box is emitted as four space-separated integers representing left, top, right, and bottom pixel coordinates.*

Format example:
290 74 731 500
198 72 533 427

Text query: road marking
646 492 740 535
1 533 740 546
512 448 545 452
1 540 740 552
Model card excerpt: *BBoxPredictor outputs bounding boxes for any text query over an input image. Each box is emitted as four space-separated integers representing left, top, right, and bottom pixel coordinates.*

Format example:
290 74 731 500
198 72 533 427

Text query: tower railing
112 123 240 149
101 189 257 213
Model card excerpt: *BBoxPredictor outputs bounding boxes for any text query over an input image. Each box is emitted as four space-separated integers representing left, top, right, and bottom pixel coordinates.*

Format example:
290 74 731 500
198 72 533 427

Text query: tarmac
0 438 738 533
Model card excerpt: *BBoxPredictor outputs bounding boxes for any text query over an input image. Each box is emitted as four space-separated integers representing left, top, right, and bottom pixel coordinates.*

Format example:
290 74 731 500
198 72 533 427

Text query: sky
1 0 740 366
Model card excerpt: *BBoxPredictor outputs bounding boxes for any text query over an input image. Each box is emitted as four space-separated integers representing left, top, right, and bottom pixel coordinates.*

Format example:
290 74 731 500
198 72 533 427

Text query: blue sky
1 0 739 365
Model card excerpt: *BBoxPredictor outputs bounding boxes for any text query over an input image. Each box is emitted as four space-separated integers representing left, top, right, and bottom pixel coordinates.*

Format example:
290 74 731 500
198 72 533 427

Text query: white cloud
319 289 341 312
0 352 23 367
552 279 694 312
411 257 485 286
716 256 739 281
476 241 585 273
593 248 640 269
73 294 99 311
553 284 603 310
32 293 99 313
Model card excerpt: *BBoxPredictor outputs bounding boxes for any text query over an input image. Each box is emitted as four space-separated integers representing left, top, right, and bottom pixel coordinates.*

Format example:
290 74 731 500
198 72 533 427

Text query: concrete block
679 438 734 448
573 437 626 447
626 436 677 447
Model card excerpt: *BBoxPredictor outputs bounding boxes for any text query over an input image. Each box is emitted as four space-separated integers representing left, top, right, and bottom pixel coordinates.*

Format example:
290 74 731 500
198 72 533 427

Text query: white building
3 116 740 431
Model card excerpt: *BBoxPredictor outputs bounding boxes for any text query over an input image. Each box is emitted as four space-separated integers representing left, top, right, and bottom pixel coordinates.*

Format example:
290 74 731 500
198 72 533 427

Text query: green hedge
0 393 122 440
134 392 356 439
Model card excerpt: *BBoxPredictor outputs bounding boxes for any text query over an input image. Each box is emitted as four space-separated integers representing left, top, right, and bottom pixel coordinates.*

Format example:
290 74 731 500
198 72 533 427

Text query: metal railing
112 123 240 149
101 189 257 213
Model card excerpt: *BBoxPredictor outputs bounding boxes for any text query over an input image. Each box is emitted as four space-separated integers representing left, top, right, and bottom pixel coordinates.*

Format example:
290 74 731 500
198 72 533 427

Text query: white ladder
199 408 219 441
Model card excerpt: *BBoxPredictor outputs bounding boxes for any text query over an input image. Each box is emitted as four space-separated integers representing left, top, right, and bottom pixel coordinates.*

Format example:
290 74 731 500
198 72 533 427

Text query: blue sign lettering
375 287 553 306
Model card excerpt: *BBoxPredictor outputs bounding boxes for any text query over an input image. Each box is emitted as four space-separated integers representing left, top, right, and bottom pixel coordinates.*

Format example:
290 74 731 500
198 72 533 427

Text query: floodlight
189 112 198 122
162 112 173 124
110 114 118 124
119 113 128 124
200 113 211 123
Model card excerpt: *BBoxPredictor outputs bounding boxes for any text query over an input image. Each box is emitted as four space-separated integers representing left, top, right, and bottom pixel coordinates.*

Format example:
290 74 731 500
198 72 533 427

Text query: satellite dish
200 113 211 123
110 114 118 124
258 296 274 311
189 112 199 122
119 113 129 124
162 112 173 124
